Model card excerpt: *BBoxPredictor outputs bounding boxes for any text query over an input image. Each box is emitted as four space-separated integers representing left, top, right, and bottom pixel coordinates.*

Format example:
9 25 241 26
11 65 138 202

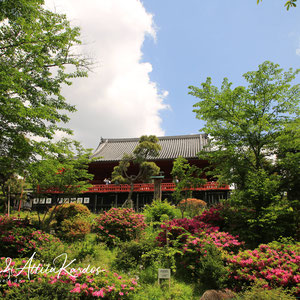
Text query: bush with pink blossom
226 240 300 297
94 208 146 246
0 257 139 299
0 215 63 259
156 217 219 246
151 216 244 287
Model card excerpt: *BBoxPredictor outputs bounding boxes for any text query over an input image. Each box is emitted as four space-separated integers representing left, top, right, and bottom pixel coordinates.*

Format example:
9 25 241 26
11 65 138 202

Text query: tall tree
0 0 90 189
112 135 161 207
171 156 205 217
28 138 94 230
189 61 300 212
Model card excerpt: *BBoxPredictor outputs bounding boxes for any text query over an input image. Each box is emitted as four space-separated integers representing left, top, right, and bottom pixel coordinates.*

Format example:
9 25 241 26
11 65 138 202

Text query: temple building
33 134 230 212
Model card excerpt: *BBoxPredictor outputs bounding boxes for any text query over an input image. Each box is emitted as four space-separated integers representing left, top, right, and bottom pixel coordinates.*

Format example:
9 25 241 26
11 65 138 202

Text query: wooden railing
87 182 230 193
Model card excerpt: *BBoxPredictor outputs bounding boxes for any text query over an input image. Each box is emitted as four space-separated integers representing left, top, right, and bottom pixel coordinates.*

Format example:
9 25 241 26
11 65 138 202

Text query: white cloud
45 0 168 149
296 47 300 56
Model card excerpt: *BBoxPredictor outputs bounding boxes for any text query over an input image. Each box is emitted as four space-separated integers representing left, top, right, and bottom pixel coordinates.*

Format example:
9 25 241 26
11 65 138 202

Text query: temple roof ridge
91 133 208 161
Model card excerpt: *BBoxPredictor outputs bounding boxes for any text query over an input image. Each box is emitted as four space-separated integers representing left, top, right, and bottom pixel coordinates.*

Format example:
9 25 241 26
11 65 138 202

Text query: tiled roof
91 134 208 161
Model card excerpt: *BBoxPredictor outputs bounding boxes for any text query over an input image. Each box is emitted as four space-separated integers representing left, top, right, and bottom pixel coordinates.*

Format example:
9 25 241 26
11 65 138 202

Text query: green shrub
94 208 146 246
178 242 229 288
59 218 91 241
132 281 195 300
226 241 300 297
178 198 207 218
234 283 296 300
49 203 92 241
1 257 139 299
49 202 91 225
143 199 180 224
113 239 154 272
0 215 64 259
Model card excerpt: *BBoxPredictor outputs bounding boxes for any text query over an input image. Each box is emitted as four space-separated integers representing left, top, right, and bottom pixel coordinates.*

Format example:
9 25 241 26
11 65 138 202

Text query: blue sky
141 0 300 136
46 0 299 149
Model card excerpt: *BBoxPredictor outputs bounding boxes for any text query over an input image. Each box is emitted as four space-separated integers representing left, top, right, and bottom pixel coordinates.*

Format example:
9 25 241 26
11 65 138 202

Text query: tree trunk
18 178 25 212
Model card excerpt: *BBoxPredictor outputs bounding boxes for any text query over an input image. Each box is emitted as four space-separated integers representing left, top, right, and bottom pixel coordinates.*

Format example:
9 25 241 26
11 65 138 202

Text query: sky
45 0 300 150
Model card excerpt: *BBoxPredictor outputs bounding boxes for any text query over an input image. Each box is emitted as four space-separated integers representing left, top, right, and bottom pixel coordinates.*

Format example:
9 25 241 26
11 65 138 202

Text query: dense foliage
143 199 179 224
112 135 161 205
48 202 92 241
0 215 63 259
0 258 138 299
0 0 90 188
94 208 146 246
190 62 300 212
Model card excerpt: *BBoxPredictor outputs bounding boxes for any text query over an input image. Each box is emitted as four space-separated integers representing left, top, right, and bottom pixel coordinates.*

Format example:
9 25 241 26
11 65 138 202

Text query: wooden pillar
115 193 118 207
151 175 164 201
136 193 139 211
94 194 97 213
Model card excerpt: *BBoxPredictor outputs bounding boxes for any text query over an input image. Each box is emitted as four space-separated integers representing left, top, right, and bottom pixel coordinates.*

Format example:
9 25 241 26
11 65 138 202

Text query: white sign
158 269 171 279
84 197 90 204
46 198 52 204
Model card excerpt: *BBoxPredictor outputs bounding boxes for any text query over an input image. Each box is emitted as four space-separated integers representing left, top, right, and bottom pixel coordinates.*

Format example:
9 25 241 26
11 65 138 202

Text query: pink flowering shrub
195 204 226 228
153 216 244 287
226 241 300 297
156 217 219 246
198 203 298 247
0 258 138 299
94 208 146 246
0 215 63 259
175 230 243 285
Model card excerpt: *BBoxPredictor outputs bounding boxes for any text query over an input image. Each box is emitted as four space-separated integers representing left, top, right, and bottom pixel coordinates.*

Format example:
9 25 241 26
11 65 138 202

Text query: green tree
189 61 300 213
257 0 297 10
28 138 93 230
112 135 161 208
275 118 300 200
171 156 205 217
0 0 90 190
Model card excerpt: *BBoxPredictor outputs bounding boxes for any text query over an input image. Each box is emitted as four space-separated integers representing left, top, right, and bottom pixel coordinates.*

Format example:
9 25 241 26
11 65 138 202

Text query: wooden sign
158 269 171 279
158 268 171 287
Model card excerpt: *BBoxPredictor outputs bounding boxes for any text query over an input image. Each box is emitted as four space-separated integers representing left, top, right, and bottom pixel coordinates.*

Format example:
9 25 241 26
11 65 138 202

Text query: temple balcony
86 181 229 193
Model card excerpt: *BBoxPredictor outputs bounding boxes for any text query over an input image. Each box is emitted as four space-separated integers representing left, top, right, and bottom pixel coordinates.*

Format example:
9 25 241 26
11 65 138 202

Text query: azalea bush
49 202 91 224
156 217 219 246
0 215 63 259
178 198 207 218
196 204 225 228
226 240 300 297
94 208 146 246
198 202 299 247
0 258 139 299
49 203 92 241
59 218 91 241
179 241 229 289
154 215 244 287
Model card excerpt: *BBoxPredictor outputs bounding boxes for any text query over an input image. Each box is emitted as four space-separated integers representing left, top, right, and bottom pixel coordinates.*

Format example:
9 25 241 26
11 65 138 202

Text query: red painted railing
87 182 230 193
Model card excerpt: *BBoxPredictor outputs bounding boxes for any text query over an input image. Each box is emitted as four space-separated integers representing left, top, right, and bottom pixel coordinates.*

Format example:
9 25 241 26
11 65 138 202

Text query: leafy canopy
0 0 90 184
28 138 94 197
189 61 299 209
171 156 205 217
